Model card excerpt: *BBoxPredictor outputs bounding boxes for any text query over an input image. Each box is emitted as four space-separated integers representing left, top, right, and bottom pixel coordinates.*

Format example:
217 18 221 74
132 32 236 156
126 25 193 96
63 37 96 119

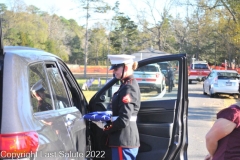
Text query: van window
158 63 168 70
217 72 238 79
136 65 158 72
29 63 54 112
103 60 179 104
45 63 71 109
191 64 208 69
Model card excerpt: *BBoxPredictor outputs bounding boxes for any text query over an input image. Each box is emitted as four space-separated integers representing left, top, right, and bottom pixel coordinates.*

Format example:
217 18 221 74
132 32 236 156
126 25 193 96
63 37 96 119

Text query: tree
69 35 84 64
202 0 240 23
135 0 176 51
0 3 7 14
110 15 139 54
76 0 110 77
18 31 34 47
88 24 108 65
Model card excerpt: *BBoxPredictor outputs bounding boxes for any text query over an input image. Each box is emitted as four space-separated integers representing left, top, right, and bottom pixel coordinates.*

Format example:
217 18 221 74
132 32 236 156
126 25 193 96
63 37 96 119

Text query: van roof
193 61 207 64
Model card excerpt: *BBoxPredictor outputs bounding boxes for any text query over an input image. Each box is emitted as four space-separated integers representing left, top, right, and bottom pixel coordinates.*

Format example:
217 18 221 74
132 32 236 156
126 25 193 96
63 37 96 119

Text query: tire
234 94 239 99
157 87 161 93
162 81 165 90
209 87 215 98
203 85 207 95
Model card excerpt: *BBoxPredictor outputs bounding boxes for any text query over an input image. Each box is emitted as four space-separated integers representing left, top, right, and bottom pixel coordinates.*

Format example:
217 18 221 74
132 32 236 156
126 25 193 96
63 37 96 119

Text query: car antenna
0 18 3 56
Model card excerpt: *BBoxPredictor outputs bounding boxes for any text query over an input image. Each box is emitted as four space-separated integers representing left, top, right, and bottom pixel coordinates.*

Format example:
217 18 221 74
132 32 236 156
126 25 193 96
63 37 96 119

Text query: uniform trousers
111 147 139 160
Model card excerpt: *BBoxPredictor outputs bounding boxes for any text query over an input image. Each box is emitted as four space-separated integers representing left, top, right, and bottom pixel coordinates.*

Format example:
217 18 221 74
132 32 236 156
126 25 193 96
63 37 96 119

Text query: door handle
65 119 73 126
65 114 77 126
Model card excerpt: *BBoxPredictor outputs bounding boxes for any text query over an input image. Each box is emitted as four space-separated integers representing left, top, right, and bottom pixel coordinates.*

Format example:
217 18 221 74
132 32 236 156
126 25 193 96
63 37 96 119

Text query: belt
111 116 137 122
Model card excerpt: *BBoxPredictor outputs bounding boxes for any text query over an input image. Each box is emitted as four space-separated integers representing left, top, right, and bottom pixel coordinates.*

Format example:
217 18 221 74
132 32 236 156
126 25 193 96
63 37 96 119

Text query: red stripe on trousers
118 147 123 160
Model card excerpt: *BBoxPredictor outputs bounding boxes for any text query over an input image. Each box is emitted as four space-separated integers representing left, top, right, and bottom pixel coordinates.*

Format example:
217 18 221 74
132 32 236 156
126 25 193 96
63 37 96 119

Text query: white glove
92 121 106 129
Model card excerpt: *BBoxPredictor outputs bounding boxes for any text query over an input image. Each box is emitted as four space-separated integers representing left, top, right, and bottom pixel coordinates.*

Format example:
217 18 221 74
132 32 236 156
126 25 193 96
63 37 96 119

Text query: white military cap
108 54 135 70
30 80 45 93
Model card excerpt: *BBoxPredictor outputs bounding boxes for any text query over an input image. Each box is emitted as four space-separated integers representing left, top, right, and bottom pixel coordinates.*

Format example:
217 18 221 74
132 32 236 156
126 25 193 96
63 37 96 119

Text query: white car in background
203 70 239 98
134 63 165 93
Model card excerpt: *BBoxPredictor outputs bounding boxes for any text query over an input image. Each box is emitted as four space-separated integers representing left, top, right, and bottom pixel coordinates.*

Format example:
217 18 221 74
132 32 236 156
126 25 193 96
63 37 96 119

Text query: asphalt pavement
187 82 230 160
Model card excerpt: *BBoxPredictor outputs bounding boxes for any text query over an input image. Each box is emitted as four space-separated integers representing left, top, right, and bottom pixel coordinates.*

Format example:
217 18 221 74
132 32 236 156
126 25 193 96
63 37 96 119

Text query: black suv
0 45 188 160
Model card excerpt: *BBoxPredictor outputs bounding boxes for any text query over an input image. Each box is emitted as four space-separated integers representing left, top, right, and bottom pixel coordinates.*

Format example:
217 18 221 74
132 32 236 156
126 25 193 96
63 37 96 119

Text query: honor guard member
104 54 141 160
31 80 53 112
167 64 174 92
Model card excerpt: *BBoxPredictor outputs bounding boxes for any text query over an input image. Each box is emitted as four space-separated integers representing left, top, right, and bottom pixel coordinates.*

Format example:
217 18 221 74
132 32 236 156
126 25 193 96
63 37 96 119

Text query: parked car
133 63 165 93
203 70 239 98
0 45 188 160
158 61 169 77
188 61 211 84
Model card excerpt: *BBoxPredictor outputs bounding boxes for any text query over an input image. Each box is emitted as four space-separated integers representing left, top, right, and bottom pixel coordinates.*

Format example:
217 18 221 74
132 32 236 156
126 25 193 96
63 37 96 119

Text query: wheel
209 87 215 98
189 80 192 84
162 81 165 90
203 85 207 95
234 94 239 99
157 87 161 93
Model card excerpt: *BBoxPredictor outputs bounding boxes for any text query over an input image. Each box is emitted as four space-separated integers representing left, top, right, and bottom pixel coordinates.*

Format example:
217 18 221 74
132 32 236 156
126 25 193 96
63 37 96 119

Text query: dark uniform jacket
167 68 174 80
104 75 141 148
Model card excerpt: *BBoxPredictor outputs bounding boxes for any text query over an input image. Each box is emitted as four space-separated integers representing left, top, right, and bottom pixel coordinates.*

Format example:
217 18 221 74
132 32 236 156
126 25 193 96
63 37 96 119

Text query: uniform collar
121 75 134 84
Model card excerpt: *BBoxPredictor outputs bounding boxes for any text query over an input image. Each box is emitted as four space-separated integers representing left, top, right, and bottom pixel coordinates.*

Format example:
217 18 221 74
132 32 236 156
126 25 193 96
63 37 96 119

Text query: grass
224 96 239 108
82 91 97 102
77 78 107 102
77 78 108 88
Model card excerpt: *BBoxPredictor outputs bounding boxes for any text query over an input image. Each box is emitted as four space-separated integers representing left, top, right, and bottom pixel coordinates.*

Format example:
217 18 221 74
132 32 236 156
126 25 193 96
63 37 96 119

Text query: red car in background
188 61 211 84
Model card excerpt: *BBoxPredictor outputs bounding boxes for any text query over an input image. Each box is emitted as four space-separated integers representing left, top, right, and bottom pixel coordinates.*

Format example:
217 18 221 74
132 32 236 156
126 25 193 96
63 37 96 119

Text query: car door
56 59 89 158
203 73 210 94
31 60 87 160
88 54 188 160
29 62 74 158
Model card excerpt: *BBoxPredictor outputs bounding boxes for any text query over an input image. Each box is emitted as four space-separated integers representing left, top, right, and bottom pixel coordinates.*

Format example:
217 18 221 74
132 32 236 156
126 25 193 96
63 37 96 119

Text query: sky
2 0 192 27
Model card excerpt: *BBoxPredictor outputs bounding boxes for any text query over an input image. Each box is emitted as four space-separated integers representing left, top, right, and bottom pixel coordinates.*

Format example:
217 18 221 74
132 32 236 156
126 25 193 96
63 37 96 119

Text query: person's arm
104 85 137 133
205 118 236 156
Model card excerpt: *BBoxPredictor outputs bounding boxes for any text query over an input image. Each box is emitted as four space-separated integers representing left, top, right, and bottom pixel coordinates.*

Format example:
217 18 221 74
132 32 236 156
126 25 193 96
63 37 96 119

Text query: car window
135 65 158 72
58 60 88 114
209 72 214 78
158 62 169 70
191 64 208 69
217 72 238 77
106 60 179 102
45 63 71 109
29 63 54 113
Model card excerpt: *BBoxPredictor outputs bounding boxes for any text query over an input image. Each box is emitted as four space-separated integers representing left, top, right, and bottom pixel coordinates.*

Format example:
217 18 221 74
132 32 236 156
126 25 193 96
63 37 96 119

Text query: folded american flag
83 111 112 121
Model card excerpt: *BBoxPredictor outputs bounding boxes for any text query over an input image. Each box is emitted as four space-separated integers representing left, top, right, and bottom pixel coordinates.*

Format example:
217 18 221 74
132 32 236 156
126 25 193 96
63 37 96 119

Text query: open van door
88 54 188 160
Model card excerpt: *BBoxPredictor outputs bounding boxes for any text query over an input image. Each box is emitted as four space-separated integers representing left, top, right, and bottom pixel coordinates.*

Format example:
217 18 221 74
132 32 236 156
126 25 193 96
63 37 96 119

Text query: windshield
191 64 208 69
217 72 238 77
135 65 158 72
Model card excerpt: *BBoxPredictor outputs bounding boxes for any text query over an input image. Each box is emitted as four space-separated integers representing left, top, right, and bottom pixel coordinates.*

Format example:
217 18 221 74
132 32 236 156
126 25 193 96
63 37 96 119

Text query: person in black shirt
104 55 141 160
31 80 53 112
167 64 174 92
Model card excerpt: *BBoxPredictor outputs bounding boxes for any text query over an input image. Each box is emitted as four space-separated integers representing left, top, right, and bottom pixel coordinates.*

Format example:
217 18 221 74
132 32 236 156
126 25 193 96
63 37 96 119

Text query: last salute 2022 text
38 151 105 158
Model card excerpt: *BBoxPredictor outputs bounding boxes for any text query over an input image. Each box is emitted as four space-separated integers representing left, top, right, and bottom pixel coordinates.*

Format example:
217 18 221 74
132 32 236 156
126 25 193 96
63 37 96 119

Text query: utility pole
84 0 89 78
106 31 110 82
215 40 217 66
